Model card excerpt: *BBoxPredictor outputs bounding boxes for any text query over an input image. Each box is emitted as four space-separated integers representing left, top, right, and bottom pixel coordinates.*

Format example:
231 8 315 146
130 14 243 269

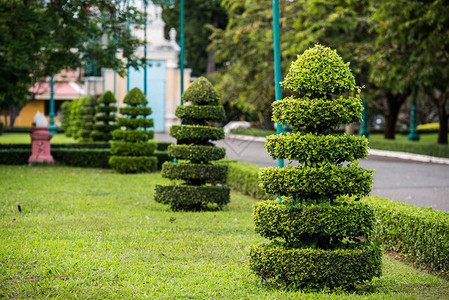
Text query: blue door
128 59 166 132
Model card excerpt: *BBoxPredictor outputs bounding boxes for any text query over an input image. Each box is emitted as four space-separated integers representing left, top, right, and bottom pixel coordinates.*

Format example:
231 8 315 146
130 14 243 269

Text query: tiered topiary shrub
77 96 98 142
60 101 73 135
91 91 119 142
66 97 82 138
154 77 230 211
109 87 157 173
249 45 382 291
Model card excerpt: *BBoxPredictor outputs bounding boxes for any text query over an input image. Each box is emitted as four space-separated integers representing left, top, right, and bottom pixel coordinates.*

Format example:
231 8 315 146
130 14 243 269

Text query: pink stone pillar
29 126 54 164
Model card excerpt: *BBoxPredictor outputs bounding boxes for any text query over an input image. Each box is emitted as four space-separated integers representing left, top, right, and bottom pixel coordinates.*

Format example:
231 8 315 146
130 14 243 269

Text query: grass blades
1 165 448 299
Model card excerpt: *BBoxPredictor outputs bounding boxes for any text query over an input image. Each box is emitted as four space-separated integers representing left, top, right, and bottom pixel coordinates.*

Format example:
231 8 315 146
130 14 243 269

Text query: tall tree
0 0 144 126
161 0 228 77
371 0 449 143
211 0 298 130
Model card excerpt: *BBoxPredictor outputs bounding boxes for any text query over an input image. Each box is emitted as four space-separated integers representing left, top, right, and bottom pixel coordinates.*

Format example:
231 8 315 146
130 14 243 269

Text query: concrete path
156 133 449 212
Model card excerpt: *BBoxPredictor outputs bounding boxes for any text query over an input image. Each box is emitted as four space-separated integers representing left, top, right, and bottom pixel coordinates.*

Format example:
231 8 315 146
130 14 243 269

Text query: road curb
226 133 449 165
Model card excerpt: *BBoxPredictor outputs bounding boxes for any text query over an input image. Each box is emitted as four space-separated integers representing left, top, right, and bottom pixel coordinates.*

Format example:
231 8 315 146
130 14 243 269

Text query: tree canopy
0 0 144 124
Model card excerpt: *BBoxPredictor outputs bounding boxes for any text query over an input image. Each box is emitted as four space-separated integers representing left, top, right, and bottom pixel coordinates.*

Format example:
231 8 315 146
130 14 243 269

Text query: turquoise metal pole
272 0 284 169
144 0 148 98
408 85 420 141
180 0 184 105
102 68 105 94
359 93 370 138
49 74 57 134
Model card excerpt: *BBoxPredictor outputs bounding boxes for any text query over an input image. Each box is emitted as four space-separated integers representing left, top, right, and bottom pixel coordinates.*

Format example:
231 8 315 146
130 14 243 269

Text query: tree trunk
384 92 407 139
8 106 22 127
206 12 220 75
437 108 448 144
427 90 448 144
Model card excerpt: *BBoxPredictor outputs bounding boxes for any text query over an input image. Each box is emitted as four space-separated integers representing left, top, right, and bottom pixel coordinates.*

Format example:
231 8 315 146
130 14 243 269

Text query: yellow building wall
0 100 60 127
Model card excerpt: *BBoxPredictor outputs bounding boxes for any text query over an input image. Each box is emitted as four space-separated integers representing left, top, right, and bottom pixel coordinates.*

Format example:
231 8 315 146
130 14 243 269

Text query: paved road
156 133 449 212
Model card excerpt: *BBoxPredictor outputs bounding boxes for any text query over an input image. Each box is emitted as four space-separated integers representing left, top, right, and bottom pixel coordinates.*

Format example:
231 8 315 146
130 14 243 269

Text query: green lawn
1 165 448 299
0 133 76 144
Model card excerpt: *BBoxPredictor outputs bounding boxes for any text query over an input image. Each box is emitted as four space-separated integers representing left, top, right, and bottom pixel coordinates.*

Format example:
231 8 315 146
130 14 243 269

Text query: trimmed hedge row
254 201 375 246
154 185 230 211
168 144 226 163
368 139 449 159
249 243 382 291
170 125 225 144
265 132 368 164
0 143 111 149
161 162 227 182
361 196 449 273
108 156 157 173
259 164 373 199
175 105 226 122
0 149 29 164
272 96 363 132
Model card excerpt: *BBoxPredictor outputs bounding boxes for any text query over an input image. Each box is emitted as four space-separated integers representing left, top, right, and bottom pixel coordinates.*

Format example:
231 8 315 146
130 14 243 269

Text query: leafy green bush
181 76 220 105
361 196 449 273
249 243 382 291
250 45 380 290
0 149 30 164
161 162 227 183
52 149 110 168
0 121 3 135
109 88 157 174
265 132 368 164
108 156 157 173
170 125 224 144
92 91 118 142
155 77 229 211
259 164 373 199
272 96 363 133
254 201 375 248
175 105 226 123
169 144 225 163
281 44 355 97
66 97 83 138
77 96 98 142
110 141 156 156
112 130 154 143
60 101 72 133
119 106 152 116
154 185 230 211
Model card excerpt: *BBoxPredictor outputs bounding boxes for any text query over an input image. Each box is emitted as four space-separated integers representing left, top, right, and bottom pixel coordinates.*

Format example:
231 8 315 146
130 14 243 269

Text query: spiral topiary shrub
109 87 157 173
154 77 230 211
249 45 381 291
91 91 119 141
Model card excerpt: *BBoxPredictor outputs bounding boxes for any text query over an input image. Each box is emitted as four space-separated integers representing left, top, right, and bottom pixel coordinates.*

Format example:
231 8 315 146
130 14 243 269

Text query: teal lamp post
180 0 184 105
49 74 57 134
272 0 284 168
408 85 420 141
359 93 370 138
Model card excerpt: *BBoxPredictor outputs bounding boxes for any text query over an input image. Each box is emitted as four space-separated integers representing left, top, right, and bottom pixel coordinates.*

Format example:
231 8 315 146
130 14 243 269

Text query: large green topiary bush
60 101 72 134
66 97 82 138
109 88 157 173
154 77 230 211
249 45 382 291
77 96 98 142
91 91 119 141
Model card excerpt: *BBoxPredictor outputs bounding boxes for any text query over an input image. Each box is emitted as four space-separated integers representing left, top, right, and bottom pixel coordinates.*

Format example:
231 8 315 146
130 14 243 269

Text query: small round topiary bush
249 45 381 291
154 76 230 211
91 91 119 141
109 87 157 173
